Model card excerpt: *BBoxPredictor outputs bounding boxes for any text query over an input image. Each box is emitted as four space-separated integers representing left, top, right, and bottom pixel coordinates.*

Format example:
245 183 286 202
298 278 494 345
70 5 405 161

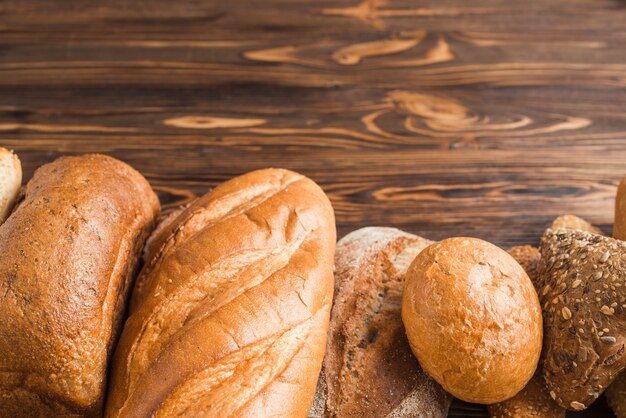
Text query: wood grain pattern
1 0 624 416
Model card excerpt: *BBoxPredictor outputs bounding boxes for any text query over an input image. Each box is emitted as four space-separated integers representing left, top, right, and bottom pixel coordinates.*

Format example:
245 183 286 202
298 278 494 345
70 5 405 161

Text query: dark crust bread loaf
0 154 159 417
488 246 565 418
106 168 336 418
610 189 626 418
0 147 21 224
311 227 451 418
537 228 626 410
402 237 543 404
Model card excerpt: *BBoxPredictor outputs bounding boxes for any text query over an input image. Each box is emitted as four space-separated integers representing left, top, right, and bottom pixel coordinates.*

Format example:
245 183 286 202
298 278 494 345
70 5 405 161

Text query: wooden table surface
1 0 624 416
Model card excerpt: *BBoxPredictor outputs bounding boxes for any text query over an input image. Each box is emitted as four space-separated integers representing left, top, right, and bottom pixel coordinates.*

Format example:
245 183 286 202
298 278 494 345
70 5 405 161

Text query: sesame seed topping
572 279 582 289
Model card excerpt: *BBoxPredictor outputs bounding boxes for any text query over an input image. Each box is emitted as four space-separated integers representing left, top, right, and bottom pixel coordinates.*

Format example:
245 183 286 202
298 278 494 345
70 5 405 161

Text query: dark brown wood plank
1 0 624 416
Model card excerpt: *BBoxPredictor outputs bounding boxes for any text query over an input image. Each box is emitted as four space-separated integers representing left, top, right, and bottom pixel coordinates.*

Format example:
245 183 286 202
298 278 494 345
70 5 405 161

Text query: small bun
402 237 543 404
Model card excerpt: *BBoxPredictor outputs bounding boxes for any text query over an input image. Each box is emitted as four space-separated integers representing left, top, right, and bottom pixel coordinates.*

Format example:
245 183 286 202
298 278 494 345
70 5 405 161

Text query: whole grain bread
551 215 602 235
488 245 565 418
311 227 451 418
0 147 21 223
608 188 626 418
105 168 336 418
537 228 626 410
0 154 159 417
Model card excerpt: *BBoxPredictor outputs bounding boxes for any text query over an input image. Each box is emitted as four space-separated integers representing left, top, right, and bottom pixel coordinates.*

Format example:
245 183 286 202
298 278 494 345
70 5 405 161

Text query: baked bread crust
106 168 336 418
0 147 22 223
609 188 626 418
488 246 565 418
402 237 543 404
312 227 451 418
551 215 602 235
0 154 159 417
538 228 626 410
614 175 626 240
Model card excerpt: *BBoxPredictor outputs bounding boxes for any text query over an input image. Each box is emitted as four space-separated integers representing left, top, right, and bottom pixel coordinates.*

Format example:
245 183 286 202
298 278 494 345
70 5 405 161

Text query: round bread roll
402 237 543 404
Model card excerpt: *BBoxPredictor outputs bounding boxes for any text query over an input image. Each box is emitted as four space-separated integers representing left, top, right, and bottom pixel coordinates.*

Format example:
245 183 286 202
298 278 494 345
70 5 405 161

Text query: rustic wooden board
1 0 625 416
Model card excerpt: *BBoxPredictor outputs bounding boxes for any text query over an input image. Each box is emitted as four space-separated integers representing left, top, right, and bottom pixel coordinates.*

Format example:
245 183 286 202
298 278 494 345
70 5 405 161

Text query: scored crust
106 169 336 418
313 227 451 418
538 228 626 410
488 245 565 418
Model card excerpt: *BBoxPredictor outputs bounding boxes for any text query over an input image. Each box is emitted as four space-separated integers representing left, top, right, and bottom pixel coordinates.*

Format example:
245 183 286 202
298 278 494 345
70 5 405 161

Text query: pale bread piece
312 227 451 418
0 147 21 223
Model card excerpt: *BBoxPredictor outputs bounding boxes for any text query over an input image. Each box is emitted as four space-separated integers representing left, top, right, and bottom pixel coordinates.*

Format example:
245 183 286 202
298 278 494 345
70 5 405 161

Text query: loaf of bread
551 214 602 235
106 168 336 417
608 190 626 418
311 227 451 418
0 154 159 417
538 228 626 410
0 147 21 223
402 237 543 404
488 245 564 418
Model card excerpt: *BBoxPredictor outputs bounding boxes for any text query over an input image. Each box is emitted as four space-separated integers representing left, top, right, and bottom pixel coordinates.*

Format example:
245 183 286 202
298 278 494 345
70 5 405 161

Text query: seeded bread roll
106 169 336 418
311 227 451 418
551 215 602 235
0 147 21 223
0 154 159 417
402 237 543 404
488 246 565 418
537 228 626 410
609 194 626 418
